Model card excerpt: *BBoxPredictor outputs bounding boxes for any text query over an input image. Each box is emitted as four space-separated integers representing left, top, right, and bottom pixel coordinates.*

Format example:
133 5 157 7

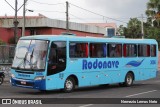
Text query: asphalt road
0 71 160 107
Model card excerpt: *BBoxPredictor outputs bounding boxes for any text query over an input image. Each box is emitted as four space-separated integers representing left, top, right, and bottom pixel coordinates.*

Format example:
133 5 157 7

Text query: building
85 23 117 37
0 15 106 44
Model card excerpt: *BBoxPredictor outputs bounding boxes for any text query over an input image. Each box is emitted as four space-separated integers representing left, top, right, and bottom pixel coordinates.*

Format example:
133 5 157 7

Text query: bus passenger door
46 41 67 90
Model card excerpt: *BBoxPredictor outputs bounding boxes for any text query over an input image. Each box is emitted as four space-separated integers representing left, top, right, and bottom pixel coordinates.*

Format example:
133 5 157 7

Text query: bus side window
151 45 156 57
49 43 57 64
123 44 137 57
108 44 122 57
147 45 150 56
90 43 106 58
89 44 95 57
69 44 76 57
76 43 83 57
85 43 88 57
81 43 88 57
138 44 150 57
70 43 88 58
123 44 127 57
117 44 122 57
103 44 107 57
108 44 116 57
134 45 137 57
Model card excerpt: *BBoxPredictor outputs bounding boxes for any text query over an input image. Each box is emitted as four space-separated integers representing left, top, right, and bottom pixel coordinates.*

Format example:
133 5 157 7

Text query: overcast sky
0 0 149 26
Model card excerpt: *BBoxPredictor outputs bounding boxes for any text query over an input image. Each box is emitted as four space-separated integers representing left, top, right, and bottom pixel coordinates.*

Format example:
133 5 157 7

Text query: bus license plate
21 81 26 85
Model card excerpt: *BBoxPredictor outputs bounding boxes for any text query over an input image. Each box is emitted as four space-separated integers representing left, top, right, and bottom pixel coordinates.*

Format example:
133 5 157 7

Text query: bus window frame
123 43 138 58
47 41 67 76
138 44 151 57
150 44 157 57
107 43 122 58
69 42 89 58
89 42 107 58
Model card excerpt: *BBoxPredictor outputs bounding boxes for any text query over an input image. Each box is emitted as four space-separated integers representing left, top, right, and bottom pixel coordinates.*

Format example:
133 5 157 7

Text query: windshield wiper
30 48 34 60
15 40 33 69
16 51 28 69
29 48 36 69
16 49 37 70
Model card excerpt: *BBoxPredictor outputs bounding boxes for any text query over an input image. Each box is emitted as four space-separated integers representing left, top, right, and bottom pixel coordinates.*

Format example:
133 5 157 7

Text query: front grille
16 70 34 74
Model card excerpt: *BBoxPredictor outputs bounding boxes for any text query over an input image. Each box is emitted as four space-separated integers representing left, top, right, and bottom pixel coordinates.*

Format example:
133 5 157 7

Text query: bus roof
20 35 157 44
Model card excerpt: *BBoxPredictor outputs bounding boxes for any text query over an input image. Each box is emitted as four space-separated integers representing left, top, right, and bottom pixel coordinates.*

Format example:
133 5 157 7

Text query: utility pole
22 0 27 36
66 1 69 32
14 0 19 43
141 14 144 39
5 0 25 43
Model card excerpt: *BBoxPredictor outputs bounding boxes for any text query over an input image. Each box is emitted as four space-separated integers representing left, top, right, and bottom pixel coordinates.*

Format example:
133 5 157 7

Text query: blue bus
11 34 158 92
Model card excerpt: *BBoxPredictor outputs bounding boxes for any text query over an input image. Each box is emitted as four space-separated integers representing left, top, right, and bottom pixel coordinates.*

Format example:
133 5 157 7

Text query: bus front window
12 40 49 71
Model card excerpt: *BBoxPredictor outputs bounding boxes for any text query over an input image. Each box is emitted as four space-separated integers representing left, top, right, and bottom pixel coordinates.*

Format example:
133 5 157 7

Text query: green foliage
127 18 141 38
0 39 6 45
145 0 160 50
8 36 16 44
118 0 160 50
146 0 160 27
118 18 142 39
117 25 124 36
145 27 160 50
146 27 159 39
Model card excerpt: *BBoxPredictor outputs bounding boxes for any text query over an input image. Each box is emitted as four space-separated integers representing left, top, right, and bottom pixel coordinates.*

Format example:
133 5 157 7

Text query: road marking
79 104 93 107
125 90 157 98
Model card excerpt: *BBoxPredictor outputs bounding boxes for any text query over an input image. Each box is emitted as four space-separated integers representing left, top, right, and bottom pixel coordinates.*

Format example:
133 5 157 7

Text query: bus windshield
12 39 49 71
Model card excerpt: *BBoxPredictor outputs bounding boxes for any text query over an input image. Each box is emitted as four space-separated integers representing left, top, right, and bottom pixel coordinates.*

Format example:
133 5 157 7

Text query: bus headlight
11 74 15 78
34 76 45 80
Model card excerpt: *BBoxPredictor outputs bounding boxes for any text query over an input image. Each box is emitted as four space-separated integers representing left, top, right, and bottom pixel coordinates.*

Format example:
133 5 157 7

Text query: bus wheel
124 72 133 87
64 77 75 93
0 76 4 85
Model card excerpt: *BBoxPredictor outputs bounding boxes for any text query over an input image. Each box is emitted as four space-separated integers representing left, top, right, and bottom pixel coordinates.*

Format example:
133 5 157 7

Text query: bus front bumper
11 77 46 90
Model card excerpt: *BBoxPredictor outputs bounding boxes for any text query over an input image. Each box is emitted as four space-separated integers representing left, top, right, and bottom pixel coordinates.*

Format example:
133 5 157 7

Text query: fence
0 45 15 64
0 45 16 78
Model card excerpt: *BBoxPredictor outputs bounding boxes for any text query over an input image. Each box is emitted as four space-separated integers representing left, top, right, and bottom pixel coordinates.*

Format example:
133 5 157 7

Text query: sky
0 0 149 26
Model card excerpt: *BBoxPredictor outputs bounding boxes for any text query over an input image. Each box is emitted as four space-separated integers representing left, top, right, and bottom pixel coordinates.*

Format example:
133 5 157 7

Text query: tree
146 27 160 50
117 25 124 36
126 18 141 38
145 0 160 50
145 0 160 27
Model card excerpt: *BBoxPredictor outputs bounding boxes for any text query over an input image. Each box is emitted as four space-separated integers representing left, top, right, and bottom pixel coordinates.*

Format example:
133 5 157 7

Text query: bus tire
64 77 75 93
124 72 133 87
0 76 4 85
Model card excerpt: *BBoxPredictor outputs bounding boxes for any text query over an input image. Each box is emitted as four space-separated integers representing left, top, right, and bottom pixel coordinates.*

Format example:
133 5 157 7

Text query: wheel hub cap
127 76 132 85
66 80 73 90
